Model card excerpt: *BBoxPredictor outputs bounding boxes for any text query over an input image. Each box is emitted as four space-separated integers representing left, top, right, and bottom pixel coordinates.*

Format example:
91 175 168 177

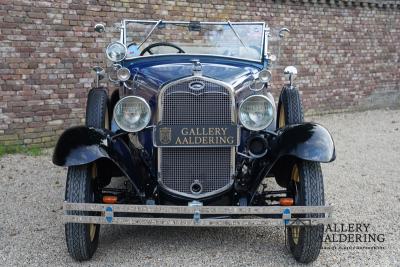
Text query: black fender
272 122 335 163
249 123 335 202
52 126 144 198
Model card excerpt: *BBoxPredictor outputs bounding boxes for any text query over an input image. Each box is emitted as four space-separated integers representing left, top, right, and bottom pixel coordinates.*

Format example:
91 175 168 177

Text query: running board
63 202 333 227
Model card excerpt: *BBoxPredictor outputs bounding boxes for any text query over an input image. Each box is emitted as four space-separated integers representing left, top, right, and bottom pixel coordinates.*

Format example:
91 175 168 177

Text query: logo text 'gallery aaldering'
323 223 385 243
319 223 385 250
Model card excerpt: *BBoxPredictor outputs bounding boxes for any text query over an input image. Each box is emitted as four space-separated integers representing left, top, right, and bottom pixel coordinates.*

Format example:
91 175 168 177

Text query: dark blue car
53 20 335 263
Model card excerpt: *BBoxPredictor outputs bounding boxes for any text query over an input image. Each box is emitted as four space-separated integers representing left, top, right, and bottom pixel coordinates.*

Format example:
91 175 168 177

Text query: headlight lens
106 42 127 62
114 96 151 132
250 79 265 91
239 95 274 131
117 67 131 81
258 69 272 83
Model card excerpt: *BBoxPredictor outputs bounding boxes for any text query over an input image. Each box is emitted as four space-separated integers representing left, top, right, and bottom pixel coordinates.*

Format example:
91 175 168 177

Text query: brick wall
0 0 399 147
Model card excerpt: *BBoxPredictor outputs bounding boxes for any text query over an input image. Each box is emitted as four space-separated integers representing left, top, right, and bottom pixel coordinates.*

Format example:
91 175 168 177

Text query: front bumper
63 202 333 227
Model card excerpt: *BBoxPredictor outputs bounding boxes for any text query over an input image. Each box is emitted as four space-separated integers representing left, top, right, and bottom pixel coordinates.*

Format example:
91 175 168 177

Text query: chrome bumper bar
63 202 333 227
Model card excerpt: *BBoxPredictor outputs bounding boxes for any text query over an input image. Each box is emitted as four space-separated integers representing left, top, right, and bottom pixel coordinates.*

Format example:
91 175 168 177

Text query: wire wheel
290 164 300 245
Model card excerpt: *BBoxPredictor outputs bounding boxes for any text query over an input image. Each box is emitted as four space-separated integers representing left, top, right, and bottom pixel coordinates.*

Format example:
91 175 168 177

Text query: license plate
154 124 239 147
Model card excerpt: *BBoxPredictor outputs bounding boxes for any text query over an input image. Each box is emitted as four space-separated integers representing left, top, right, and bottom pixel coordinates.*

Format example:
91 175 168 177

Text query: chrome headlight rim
258 69 272 83
116 67 131 82
106 41 127 62
239 94 275 131
113 96 151 132
249 78 265 91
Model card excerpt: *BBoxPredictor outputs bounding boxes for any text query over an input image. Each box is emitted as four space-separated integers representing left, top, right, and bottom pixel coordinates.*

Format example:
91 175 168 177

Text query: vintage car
52 20 335 263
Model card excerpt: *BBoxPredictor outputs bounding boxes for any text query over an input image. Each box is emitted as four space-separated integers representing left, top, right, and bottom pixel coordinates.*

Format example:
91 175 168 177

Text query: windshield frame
120 20 266 64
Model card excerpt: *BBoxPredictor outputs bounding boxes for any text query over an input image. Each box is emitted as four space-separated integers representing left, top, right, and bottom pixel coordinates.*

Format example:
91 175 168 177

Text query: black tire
287 160 325 263
86 88 109 128
274 86 304 187
86 87 112 184
277 85 304 128
65 165 100 261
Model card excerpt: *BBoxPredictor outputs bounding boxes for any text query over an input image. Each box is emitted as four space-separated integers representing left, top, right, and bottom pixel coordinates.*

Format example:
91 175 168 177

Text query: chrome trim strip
64 216 333 227
165 90 229 97
124 19 266 25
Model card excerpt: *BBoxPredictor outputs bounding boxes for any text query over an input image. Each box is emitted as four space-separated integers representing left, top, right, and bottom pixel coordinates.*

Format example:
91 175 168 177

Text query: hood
124 55 263 90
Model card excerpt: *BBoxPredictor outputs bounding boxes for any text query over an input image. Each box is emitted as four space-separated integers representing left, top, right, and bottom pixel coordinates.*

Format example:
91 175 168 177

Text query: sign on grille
154 124 239 147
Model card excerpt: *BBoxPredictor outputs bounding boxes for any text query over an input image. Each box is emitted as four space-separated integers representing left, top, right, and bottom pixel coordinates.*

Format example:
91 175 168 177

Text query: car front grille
158 77 235 198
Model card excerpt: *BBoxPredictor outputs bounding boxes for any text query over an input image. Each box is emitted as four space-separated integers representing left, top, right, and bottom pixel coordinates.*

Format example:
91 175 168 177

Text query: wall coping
272 0 400 9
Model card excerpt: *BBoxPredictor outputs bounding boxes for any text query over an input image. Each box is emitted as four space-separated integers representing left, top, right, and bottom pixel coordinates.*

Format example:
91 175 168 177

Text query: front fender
273 123 335 163
52 126 110 166
52 126 144 196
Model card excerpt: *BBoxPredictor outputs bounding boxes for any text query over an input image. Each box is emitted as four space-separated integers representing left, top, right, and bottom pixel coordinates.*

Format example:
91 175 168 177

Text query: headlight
258 69 272 83
117 67 131 81
250 79 265 91
239 95 274 131
114 96 151 132
106 42 127 62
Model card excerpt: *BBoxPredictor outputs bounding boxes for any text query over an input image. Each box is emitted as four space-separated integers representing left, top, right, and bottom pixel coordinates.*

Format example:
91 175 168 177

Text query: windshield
123 20 265 62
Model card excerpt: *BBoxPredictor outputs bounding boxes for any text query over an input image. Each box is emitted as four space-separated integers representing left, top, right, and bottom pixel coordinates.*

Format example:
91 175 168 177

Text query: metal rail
63 202 333 227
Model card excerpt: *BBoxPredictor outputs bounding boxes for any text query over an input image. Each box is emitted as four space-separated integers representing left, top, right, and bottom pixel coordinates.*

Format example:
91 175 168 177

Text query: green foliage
0 144 43 158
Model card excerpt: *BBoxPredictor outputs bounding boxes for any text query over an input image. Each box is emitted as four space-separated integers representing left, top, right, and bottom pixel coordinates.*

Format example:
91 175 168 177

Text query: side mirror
279 28 290 38
91 66 105 87
284 66 297 86
94 23 105 33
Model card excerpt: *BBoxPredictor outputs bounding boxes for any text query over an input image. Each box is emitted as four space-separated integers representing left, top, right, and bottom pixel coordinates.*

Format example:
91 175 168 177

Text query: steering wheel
140 42 185 56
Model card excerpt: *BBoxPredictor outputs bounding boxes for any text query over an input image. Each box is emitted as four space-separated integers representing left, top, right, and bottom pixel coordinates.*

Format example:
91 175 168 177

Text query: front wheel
275 85 304 187
65 164 100 261
86 88 109 129
287 160 325 263
277 85 304 128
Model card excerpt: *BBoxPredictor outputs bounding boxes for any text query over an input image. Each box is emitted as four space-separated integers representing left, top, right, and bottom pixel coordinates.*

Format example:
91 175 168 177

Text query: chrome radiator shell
157 77 236 198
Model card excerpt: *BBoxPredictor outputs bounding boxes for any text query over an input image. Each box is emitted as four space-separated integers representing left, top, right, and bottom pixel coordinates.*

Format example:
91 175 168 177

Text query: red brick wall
0 0 399 147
